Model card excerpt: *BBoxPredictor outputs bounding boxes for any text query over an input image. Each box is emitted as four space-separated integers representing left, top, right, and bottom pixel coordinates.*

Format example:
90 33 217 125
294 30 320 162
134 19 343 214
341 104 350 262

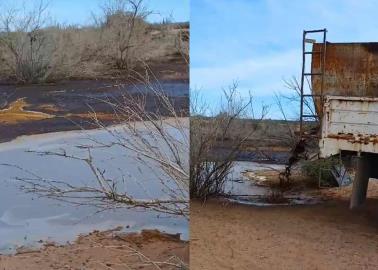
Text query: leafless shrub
190 82 268 200
93 0 151 72
0 0 54 83
0 0 189 82
282 76 317 121
274 77 320 186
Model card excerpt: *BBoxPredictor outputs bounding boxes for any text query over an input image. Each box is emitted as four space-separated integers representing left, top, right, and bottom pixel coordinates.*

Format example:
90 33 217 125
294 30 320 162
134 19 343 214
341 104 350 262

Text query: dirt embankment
0 228 188 270
191 185 378 270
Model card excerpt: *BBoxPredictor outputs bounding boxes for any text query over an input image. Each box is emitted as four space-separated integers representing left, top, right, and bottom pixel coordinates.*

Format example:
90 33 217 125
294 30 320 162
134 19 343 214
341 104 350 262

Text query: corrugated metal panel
312 42 378 116
319 96 378 157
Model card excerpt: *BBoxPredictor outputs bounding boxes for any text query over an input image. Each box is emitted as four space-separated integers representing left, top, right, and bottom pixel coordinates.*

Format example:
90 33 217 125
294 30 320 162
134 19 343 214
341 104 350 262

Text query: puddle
224 161 284 196
227 194 322 206
224 161 323 206
0 119 188 254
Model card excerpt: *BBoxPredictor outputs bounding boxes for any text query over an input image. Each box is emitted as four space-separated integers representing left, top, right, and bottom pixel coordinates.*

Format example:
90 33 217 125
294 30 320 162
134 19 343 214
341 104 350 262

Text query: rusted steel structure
311 42 378 159
319 96 378 157
312 42 378 116
299 30 378 209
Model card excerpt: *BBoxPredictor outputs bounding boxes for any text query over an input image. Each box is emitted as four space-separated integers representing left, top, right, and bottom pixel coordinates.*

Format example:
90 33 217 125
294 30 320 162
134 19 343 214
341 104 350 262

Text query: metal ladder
299 28 327 138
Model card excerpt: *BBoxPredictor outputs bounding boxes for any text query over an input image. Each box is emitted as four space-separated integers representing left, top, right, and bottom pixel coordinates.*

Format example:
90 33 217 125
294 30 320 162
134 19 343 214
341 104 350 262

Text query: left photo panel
0 0 189 268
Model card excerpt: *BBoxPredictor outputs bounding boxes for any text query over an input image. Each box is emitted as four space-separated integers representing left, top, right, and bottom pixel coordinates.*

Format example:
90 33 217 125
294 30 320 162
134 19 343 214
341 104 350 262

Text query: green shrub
301 157 340 187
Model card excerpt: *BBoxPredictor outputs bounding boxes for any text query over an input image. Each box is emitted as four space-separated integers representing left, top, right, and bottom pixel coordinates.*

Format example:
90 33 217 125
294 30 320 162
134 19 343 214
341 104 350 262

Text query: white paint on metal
319 95 378 158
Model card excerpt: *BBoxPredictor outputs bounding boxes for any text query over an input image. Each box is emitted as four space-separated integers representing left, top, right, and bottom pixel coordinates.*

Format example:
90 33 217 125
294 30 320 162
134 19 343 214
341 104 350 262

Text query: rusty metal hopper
311 42 378 116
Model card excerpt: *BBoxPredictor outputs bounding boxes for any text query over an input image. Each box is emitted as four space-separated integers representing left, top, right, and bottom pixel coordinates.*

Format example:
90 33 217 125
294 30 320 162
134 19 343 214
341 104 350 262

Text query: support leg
350 156 371 209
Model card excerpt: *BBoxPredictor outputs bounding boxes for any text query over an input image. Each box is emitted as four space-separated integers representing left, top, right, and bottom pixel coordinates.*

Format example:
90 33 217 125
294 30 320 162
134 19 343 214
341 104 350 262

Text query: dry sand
191 184 378 270
0 228 188 270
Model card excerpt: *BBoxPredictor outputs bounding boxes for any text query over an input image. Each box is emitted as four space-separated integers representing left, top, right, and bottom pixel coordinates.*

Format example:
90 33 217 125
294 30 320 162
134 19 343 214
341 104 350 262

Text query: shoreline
0 228 189 269
0 117 189 149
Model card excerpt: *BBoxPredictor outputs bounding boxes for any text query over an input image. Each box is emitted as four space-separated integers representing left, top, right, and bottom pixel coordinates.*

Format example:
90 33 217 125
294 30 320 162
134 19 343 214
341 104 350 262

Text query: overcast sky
191 0 378 118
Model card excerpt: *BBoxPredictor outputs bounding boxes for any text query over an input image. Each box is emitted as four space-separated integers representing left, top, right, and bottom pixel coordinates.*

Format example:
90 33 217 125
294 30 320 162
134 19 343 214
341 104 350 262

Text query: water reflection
0 120 188 254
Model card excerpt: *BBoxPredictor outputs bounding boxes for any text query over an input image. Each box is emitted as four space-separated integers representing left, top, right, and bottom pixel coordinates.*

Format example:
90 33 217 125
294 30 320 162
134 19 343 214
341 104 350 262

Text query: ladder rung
304 51 322 54
305 38 316 44
303 94 322 97
304 72 322 76
304 29 327 34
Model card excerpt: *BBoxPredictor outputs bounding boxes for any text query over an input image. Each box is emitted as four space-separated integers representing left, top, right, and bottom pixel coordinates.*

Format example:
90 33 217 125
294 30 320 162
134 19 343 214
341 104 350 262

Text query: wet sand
190 185 378 270
0 228 188 270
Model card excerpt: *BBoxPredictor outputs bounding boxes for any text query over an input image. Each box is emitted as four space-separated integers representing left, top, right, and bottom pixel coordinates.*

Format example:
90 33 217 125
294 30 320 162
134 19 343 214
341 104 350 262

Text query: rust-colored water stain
0 98 55 124
312 42 378 115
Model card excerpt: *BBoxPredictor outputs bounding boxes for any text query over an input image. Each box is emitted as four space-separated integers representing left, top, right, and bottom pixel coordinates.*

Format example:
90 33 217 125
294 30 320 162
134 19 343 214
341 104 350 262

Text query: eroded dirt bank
191 188 378 270
0 228 188 270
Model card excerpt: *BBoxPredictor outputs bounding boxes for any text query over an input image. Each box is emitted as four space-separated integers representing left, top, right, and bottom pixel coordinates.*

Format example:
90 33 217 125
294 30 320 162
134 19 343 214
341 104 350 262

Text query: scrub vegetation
190 83 268 200
0 0 189 83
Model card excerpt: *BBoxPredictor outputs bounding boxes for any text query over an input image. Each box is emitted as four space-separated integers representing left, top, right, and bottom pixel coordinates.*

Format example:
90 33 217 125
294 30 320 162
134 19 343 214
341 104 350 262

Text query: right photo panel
190 0 378 269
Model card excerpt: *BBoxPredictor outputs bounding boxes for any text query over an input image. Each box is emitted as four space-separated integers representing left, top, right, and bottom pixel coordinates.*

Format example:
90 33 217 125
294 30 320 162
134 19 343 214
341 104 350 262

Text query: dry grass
0 23 188 82
0 0 189 83
197 118 299 150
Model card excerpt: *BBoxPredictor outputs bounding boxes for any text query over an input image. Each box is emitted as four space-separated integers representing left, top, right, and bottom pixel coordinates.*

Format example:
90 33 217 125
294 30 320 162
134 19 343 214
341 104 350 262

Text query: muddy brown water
0 80 189 143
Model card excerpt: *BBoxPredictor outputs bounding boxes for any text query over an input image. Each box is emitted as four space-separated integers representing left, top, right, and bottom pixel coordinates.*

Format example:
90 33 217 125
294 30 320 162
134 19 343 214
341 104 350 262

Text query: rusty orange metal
312 42 378 115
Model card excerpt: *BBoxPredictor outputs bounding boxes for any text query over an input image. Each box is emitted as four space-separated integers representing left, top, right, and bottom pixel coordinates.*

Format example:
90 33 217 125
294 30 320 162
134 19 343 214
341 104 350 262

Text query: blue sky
191 0 378 119
1 0 189 25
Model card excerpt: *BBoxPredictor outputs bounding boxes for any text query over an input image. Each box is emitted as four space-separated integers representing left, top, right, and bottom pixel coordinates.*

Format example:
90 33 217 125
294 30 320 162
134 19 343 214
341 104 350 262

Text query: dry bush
93 0 151 72
0 0 99 82
44 24 106 79
0 0 54 83
174 23 189 64
145 22 189 63
190 83 268 200
272 77 321 186
0 0 189 83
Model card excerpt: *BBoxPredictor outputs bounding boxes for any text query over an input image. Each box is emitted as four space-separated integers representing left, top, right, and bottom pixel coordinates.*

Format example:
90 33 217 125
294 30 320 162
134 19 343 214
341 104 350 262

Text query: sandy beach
0 228 188 270
190 184 378 270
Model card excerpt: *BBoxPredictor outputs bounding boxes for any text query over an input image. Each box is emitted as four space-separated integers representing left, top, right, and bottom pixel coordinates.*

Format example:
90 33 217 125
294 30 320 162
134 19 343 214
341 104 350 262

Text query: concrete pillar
350 156 371 209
